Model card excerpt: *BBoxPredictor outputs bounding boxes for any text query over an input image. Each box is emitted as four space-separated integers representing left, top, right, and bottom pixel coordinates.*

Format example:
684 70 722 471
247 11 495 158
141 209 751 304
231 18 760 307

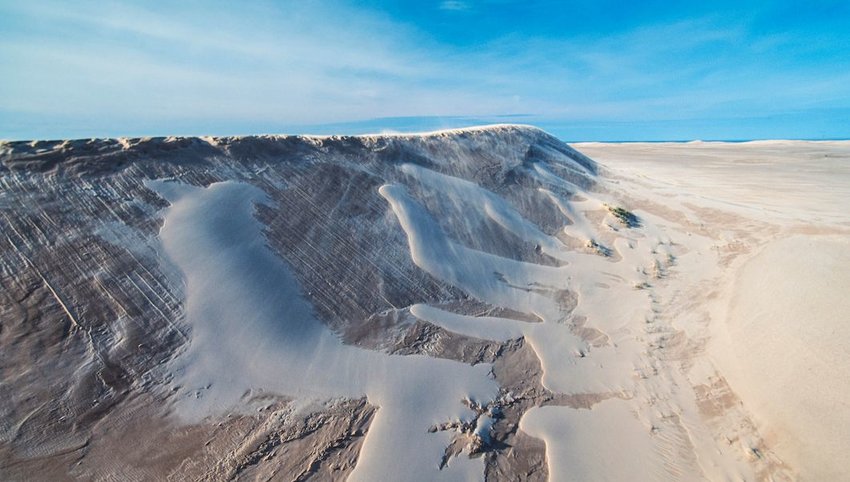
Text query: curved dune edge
711 236 850 480
580 140 850 481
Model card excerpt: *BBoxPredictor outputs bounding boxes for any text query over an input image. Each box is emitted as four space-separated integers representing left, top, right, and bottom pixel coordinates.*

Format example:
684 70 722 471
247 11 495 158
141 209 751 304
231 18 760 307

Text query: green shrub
606 204 640 228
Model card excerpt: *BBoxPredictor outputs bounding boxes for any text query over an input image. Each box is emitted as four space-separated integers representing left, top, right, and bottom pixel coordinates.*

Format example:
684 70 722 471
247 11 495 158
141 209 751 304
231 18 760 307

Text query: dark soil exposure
0 126 596 480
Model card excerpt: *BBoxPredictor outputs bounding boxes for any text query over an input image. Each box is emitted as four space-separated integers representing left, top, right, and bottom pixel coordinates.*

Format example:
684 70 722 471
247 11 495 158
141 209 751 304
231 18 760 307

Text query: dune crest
2 127 849 480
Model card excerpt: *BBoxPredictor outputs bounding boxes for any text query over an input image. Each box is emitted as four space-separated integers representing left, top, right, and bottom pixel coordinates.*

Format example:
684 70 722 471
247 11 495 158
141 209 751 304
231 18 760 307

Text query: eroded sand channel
148 179 496 482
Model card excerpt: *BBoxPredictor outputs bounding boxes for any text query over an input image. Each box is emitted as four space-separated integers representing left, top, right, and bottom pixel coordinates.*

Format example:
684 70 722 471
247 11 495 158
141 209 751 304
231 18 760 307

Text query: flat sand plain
576 140 850 481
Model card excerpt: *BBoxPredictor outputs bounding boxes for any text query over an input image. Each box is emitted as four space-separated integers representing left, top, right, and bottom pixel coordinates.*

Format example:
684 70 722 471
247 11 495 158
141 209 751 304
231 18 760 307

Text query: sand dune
2 128 849 480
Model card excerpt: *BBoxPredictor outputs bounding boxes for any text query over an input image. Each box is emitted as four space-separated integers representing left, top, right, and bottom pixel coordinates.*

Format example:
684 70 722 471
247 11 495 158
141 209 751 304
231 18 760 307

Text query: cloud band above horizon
1 0 849 141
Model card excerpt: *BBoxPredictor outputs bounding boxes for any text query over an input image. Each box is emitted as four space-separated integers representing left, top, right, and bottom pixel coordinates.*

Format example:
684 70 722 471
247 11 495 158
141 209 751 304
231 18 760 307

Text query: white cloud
2 0 847 139
439 1 470 11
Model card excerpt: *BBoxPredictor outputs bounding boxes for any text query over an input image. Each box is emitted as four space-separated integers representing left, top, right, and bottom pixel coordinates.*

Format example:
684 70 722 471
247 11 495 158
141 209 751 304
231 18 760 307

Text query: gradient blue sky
1 0 849 141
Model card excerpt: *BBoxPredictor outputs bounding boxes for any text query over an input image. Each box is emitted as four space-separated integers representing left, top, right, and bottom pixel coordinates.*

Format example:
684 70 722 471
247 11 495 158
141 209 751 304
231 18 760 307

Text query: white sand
142 133 850 481
147 180 496 482
380 174 652 395
575 140 850 225
715 236 850 480
578 140 850 481
380 161 725 479
520 401 662 482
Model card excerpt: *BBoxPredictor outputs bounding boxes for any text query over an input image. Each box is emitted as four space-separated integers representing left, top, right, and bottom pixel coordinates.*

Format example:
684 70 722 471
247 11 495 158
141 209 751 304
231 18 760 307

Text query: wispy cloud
439 1 470 11
1 0 849 139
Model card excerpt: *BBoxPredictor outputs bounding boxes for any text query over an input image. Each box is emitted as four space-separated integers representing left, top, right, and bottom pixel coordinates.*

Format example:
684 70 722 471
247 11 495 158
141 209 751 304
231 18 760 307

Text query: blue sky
1 0 849 140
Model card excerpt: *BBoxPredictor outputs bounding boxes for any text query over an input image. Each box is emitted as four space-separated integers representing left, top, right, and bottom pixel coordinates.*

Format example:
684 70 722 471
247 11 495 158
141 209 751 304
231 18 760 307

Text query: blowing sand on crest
2 127 850 481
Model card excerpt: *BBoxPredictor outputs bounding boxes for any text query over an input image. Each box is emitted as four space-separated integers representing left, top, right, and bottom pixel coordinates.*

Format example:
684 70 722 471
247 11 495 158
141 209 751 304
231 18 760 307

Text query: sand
577 140 850 481
5 128 848 480
153 136 850 480
147 179 496 481
520 400 662 482
716 236 850 480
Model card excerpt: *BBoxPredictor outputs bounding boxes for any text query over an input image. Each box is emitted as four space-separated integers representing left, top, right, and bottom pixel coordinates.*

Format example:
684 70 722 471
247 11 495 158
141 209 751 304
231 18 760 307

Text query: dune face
2 127 849 481
719 236 850 480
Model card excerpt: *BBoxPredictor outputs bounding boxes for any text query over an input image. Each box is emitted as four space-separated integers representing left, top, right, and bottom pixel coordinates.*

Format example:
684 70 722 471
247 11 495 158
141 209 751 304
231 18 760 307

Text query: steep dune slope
3 127 843 480
1 126 600 480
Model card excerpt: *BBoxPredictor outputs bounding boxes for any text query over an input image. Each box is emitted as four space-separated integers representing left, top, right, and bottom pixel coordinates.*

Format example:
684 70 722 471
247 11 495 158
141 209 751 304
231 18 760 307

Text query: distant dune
2 127 849 480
